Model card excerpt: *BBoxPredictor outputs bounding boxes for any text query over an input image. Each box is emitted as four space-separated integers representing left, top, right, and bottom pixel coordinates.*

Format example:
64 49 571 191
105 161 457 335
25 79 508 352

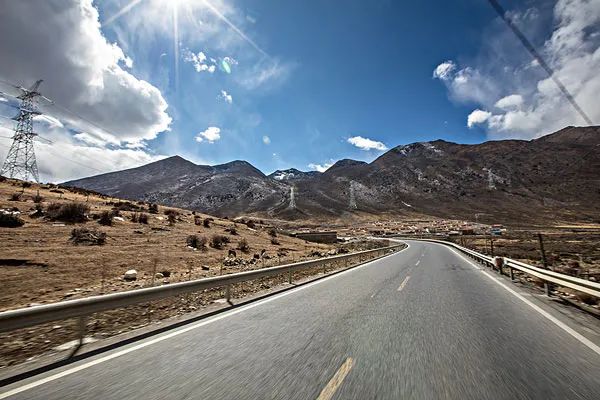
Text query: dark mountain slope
64 126 600 223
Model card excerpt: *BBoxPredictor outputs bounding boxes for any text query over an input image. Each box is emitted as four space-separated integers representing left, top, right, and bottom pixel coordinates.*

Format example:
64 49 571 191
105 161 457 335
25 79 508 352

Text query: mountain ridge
64 126 600 223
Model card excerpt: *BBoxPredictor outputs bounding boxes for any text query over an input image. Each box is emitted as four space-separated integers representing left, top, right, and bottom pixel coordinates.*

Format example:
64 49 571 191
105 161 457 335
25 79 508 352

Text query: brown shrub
187 235 207 249
0 213 24 228
237 237 250 252
138 213 148 224
210 234 230 249
47 202 89 223
98 211 113 226
70 228 106 245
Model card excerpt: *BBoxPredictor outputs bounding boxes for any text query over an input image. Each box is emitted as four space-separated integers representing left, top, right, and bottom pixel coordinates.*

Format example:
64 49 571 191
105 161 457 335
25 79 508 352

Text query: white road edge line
415 260 420 266
447 246 600 357
0 245 409 399
397 276 411 292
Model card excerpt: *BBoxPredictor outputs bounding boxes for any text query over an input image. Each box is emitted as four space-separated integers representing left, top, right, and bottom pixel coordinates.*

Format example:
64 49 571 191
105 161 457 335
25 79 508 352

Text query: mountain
64 126 600 223
268 168 320 181
65 156 288 217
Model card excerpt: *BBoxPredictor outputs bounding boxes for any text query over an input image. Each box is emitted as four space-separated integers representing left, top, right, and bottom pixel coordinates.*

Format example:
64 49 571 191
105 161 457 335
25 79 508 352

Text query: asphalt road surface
2 240 600 399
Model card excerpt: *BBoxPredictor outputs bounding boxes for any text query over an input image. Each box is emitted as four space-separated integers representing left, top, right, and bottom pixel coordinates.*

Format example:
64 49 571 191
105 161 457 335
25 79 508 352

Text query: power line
1 79 125 143
487 0 593 125
0 140 104 173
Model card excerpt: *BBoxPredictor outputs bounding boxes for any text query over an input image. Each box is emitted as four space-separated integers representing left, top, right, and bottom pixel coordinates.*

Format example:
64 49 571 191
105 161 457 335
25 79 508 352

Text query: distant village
291 219 506 244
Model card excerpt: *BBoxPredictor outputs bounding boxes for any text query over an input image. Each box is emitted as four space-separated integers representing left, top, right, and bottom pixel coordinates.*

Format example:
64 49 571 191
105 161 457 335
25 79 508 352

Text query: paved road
2 240 600 399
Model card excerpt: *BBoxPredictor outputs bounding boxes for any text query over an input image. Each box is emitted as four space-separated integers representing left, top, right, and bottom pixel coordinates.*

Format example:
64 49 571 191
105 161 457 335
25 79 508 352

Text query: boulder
124 269 137 281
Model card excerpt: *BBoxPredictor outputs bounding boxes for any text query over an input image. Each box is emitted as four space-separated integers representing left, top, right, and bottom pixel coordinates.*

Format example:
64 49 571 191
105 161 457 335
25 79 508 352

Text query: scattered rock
154 272 164 279
160 270 171 277
124 269 137 281
223 257 246 266
201 265 210 271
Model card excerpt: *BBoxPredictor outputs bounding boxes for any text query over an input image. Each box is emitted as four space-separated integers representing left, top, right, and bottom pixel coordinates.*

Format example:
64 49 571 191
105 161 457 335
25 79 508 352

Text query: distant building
293 231 338 244
490 224 504 235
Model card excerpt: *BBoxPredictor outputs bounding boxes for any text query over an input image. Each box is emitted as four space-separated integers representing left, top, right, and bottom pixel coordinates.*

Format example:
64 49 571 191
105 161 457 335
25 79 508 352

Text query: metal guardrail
401 238 600 298
0 244 404 334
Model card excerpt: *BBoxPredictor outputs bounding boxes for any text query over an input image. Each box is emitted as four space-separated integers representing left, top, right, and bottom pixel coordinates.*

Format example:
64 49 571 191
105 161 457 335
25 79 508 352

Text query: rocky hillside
64 126 600 224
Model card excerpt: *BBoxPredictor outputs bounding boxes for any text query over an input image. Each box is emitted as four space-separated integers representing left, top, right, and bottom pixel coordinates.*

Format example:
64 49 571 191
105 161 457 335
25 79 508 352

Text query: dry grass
0 179 332 312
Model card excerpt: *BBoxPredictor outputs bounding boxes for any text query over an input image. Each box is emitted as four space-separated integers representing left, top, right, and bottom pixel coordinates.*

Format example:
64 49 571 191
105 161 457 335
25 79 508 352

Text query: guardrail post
544 282 551 297
288 268 293 284
509 266 514 281
225 284 231 303
70 315 87 357
78 315 86 345
323 261 326 275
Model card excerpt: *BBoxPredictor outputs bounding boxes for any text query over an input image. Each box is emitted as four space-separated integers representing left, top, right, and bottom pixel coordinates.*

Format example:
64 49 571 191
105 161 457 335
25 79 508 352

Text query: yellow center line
316 357 354 400
397 276 411 292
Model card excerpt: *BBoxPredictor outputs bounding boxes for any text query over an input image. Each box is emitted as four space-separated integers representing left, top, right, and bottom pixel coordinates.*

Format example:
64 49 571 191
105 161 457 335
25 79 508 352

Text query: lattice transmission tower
0 80 44 182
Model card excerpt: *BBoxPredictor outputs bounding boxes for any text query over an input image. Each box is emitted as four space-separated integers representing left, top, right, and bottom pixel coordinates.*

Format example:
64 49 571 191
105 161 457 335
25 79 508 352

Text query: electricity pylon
0 80 43 182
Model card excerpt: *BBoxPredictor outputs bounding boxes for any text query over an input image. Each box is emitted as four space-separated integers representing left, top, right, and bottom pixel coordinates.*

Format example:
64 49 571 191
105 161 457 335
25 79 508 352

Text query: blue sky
1 0 598 181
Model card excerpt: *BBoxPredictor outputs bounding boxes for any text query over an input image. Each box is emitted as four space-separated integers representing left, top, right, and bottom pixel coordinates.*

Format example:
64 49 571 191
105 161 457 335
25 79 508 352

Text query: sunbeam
201 0 269 58
104 0 145 25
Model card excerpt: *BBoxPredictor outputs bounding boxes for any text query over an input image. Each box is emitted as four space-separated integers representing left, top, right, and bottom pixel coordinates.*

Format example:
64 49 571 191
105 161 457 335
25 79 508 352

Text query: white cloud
195 126 221 143
467 109 492 128
218 90 233 104
432 61 456 80
0 0 171 145
0 96 7 103
347 136 388 151
183 49 217 73
262 135 271 145
308 162 333 172
495 94 523 110
0 126 162 183
434 0 600 139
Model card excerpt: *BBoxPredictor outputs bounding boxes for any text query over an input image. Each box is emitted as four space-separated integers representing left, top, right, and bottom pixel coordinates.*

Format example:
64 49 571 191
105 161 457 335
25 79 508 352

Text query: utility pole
0 80 43 182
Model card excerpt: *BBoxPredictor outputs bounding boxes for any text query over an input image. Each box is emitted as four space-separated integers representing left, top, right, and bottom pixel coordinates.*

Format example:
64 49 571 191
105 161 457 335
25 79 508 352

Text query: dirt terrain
0 178 398 367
